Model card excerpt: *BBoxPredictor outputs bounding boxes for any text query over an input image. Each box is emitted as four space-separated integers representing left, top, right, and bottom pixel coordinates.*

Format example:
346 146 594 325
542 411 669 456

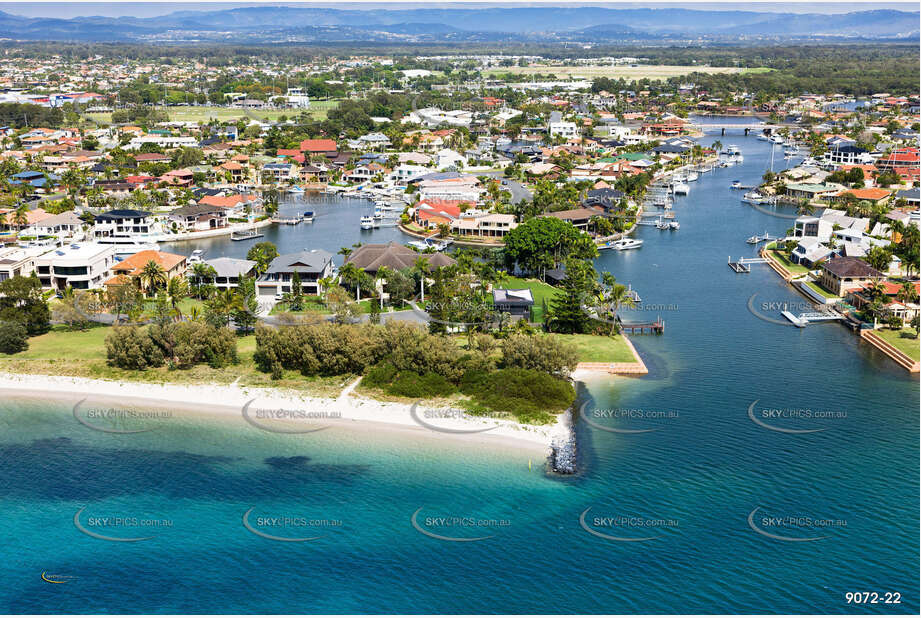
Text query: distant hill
0 6 916 43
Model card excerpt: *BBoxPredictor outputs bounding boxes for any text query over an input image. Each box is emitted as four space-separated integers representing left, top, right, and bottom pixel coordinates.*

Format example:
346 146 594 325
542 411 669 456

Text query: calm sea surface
2 121 918 613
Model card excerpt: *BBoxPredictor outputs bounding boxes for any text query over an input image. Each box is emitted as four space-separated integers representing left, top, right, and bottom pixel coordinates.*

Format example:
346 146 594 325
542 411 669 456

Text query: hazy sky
2 1 917 19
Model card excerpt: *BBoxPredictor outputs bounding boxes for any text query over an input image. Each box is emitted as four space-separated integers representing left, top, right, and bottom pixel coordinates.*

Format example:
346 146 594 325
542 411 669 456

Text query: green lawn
552 333 637 363
768 249 810 275
874 328 921 362
803 281 839 300
740 67 776 75
85 100 342 126
499 276 561 322
269 296 374 315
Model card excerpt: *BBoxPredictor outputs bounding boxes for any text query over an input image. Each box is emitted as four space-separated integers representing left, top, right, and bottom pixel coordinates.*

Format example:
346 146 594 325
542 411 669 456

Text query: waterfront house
201 257 257 290
93 209 154 240
492 288 534 319
828 188 892 207
790 238 834 267
257 249 335 298
541 208 599 232
34 242 116 291
818 257 883 296
451 212 517 238
167 204 229 232
299 139 339 158
793 216 834 242
106 249 188 291
0 246 47 282
785 183 841 201
262 162 296 183
847 281 920 324
345 242 455 275
894 188 920 208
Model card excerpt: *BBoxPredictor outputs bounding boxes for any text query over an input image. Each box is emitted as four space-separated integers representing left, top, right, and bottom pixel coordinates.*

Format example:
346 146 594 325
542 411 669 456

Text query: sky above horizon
2 1 917 19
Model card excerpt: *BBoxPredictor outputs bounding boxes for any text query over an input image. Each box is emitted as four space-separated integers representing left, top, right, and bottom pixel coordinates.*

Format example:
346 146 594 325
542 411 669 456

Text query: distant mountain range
0 6 917 43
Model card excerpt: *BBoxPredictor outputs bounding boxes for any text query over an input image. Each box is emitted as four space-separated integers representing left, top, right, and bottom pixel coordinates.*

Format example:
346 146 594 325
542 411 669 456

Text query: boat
188 249 204 264
731 180 742 189
231 228 264 241
741 191 773 205
669 221 680 230
687 170 699 182
656 219 669 230
288 186 305 194
408 237 453 252
726 145 741 155
672 181 689 195
611 238 643 251
302 211 315 223
360 215 378 230
770 135 784 144
758 134 770 141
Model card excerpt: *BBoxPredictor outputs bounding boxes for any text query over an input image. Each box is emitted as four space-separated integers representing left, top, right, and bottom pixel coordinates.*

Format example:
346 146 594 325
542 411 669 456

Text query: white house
435 149 467 171
548 111 578 139
34 242 117 291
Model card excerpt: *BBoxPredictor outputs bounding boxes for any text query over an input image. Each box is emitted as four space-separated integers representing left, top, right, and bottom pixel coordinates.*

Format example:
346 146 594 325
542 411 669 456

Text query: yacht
656 219 669 230
741 191 772 205
288 186 305 194
408 237 453 252
95 237 159 256
359 216 377 230
188 249 204 264
726 145 741 155
770 135 784 144
611 238 643 251
302 211 315 223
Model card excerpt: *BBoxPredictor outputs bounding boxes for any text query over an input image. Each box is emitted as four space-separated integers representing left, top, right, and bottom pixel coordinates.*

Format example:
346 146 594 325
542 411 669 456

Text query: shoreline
0 372 571 456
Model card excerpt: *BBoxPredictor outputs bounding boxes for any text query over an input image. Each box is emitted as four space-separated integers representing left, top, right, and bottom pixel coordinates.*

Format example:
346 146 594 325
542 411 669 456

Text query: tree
0 321 28 354
138 260 167 296
502 216 598 277
865 246 892 274
246 242 279 275
0 274 50 336
205 288 241 328
338 262 366 301
190 263 217 298
545 259 597 334
594 272 637 335
165 276 189 319
232 275 259 333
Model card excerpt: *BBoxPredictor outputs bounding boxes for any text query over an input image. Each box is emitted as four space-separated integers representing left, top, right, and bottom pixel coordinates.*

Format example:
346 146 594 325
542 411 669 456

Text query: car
501 180 508 185
274 293 284 301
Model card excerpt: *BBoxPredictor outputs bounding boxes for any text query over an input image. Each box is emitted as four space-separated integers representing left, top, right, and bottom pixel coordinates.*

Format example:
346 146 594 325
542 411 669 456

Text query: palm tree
208 288 242 327
317 276 336 303
596 272 636 335
413 256 431 301
896 281 918 306
190 263 217 298
166 276 189 319
338 262 365 301
797 199 815 216
12 204 29 228
138 260 168 296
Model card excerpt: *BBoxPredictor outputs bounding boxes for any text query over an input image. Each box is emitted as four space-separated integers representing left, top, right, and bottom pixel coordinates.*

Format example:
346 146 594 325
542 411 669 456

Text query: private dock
620 318 665 334
747 232 778 244
230 229 264 241
272 217 302 225
781 310 844 328
728 256 769 273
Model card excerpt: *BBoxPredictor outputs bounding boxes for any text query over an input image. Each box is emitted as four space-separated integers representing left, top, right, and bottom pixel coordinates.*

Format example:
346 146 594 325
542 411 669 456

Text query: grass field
484 64 750 81
500 276 561 322
84 100 341 125
768 248 811 275
874 328 921 362
552 333 636 363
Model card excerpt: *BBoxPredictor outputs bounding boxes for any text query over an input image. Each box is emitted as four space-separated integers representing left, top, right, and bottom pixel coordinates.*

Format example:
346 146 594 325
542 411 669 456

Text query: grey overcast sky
1 1 917 19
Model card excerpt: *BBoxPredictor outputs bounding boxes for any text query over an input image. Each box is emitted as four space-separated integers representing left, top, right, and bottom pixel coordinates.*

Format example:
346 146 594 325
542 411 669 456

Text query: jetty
272 216 302 225
746 232 778 244
619 318 665 334
728 256 769 273
781 310 845 328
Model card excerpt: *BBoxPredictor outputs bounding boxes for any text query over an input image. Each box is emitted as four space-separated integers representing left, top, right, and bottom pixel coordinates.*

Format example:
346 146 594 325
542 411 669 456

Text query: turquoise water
1 127 918 613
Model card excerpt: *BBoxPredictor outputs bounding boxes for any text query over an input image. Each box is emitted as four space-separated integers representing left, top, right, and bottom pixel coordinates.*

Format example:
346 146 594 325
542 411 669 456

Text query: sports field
84 99 341 125
485 64 762 81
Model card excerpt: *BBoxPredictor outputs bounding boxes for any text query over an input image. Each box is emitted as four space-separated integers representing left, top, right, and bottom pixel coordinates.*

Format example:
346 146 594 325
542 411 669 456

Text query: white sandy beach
0 372 572 455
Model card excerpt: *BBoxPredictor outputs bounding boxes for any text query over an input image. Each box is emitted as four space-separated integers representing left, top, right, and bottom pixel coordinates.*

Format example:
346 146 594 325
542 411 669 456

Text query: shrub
105 326 164 370
500 334 578 377
0 321 29 354
386 370 456 398
149 322 237 369
459 368 575 424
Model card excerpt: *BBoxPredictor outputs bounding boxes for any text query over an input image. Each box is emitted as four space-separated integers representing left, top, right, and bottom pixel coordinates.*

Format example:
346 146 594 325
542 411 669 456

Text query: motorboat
672 181 689 195
731 180 742 189
741 191 773 205
687 170 699 182
188 249 204 264
360 216 378 229
669 221 680 230
408 237 453 252
288 186 305 194
610 238 643 251
726 145 741 155
302 211 315 223
656 219 669 230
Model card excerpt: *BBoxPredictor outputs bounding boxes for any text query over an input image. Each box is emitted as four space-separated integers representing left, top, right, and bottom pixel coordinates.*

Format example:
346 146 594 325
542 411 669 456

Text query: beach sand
0 372 571 456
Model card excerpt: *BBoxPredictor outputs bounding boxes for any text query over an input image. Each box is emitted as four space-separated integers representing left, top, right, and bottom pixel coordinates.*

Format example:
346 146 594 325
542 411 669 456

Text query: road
479 171 532 205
